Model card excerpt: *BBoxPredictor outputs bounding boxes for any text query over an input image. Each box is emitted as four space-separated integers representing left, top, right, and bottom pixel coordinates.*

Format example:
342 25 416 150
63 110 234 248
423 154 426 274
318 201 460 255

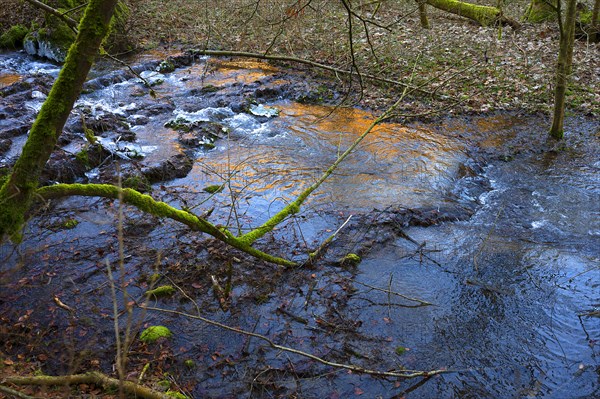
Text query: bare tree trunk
0 0 118 239
550 0 578 140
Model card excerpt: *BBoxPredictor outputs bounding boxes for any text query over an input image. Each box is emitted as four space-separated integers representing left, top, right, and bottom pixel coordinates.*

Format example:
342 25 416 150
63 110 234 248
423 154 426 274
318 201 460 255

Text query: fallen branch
0 384 37 399
2 372 170 399
189 49 435 96
143 304 449 379
24 0 79 30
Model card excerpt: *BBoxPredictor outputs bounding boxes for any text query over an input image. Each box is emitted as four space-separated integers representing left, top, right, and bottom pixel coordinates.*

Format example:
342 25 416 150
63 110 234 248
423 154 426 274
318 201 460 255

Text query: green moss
340 253 361 266
123 175 151 192
164 117 192 132
145 285 176 298
184 359 195 369
157 380 171 389
201 85 221 93
395 346 408 355
523 0 557 23
84 128 97 144
61 218 79 229
203 184 223 194
139 325 172 343
75 149 90 168
0 25 29 49
166 391 188 399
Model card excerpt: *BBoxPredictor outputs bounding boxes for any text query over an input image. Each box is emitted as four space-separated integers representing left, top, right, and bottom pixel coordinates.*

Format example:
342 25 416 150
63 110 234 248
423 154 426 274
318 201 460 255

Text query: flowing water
0 51 598 398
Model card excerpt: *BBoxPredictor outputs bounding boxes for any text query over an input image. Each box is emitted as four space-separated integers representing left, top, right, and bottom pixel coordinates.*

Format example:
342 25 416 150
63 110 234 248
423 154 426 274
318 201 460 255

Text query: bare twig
24 0 79 30
304 215 353 266
354 280 435 306
188 49 434 96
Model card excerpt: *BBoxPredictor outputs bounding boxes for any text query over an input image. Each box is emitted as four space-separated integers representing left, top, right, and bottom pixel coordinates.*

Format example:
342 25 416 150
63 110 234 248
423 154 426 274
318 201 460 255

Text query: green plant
139 326 172 343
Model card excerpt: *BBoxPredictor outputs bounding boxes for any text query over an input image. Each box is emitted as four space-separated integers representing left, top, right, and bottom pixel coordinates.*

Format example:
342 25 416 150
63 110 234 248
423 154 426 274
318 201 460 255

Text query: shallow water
0 51 598 398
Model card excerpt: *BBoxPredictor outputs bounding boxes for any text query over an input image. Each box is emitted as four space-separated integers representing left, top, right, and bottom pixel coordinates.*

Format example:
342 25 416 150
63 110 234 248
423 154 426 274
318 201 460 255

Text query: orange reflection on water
475 115 519 148
181 59 279 88
0 73 22 89
277 102 461 164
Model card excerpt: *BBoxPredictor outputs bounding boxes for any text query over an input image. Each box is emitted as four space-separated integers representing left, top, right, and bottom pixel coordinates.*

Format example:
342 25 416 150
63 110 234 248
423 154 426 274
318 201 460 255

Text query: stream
1 50 598 398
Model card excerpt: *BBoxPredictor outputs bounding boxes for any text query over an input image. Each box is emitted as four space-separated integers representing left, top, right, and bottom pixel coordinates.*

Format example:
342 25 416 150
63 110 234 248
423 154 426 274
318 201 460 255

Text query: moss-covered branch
426 0 521 29
37 183 296 267
3 372 170 399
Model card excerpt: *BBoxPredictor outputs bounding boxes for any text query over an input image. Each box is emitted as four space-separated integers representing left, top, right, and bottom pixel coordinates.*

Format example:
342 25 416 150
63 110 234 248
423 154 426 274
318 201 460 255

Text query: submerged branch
239 57 416 246
354 280 435 306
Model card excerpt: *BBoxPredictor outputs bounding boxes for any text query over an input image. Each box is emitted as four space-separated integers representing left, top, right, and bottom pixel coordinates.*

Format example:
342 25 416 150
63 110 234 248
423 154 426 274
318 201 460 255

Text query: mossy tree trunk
417 0 431 29
592 0 600 42
549 0 578 140
524 0 558 23
0 0 119 239
425 0 520 29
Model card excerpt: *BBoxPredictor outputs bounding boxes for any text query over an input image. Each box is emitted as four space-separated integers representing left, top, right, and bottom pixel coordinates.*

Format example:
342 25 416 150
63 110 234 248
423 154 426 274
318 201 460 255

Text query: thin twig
304 215 353 266
354 280 435 306
142 304 447 378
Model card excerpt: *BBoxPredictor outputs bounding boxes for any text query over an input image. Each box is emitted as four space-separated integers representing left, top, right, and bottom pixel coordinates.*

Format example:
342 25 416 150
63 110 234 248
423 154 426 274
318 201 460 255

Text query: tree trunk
592 0 600 42
550 0 578 140
0 0 118 239
524 0 557 22
417 0 431 29
425 0 520 29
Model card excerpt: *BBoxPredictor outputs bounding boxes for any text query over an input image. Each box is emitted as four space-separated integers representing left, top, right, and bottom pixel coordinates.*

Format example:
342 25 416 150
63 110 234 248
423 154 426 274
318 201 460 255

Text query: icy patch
139 70 166 86
97 137 157 160
224 113 260 134
77 99 138 117
172 107 234 123
85 168 100 180
249 104 279 117
31 90 47 99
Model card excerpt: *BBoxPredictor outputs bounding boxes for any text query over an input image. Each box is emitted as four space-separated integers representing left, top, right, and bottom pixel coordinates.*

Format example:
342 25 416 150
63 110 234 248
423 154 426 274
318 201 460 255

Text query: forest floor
2 1 598 118
121 0 600 118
